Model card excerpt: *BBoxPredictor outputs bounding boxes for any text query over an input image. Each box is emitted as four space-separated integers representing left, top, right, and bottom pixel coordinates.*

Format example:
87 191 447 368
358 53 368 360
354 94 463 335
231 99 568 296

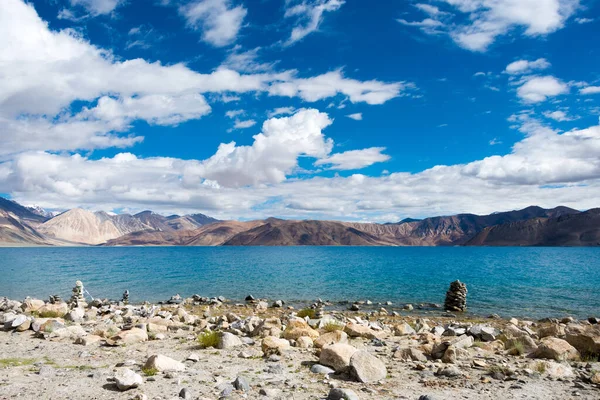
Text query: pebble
179 388 192 399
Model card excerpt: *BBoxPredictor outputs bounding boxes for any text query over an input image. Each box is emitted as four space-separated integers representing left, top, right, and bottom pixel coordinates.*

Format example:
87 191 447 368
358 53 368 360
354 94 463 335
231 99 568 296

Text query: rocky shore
1 289 600 400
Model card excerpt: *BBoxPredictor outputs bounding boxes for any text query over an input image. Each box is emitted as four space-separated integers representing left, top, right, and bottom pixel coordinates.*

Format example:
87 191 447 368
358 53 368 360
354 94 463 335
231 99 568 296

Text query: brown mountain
466 209 600 246
222 218 398 246
1 196 594 247
103 221 261 246
345 206 580 246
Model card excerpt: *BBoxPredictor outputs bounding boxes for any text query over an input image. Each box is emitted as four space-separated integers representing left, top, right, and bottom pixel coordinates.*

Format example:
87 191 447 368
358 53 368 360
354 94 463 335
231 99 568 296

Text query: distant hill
223 219 400 246
0 196 595 247
466 209 600 246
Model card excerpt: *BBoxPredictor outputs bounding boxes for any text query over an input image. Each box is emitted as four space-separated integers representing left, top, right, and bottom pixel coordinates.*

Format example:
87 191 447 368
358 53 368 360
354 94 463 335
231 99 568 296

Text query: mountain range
0 196 598 247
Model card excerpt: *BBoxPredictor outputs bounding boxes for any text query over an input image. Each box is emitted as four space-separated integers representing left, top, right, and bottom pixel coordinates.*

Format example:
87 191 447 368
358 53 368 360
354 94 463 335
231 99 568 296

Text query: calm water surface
1 246 598 319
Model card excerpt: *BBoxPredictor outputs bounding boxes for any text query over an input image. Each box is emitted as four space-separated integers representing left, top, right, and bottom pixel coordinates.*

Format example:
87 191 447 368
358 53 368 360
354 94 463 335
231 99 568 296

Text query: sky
0 0 599 222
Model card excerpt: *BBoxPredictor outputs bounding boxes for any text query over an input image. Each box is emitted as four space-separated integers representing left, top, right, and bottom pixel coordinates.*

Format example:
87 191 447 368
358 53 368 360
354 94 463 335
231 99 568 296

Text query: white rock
143 354 185 372
114 368 143 391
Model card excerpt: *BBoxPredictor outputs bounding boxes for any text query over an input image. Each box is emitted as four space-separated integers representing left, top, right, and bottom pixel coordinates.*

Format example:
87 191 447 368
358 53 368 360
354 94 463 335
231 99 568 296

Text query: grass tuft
141 367 159 376
197 331 220 348
0 358 37 368
323 322 344 332
534 361 547 374
37 311 64 318
297 308 316 319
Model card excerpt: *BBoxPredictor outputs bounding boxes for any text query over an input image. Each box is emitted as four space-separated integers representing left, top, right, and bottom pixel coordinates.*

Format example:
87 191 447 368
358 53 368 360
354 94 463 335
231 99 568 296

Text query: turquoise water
1 246 599 319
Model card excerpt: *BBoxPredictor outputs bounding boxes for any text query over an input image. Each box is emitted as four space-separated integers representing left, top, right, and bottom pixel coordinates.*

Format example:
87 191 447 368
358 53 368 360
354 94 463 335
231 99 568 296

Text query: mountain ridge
0 196 596 247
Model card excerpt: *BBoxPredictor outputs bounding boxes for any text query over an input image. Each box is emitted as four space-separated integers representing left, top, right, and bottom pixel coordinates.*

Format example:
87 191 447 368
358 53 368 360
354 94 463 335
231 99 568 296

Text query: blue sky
1 0 600 221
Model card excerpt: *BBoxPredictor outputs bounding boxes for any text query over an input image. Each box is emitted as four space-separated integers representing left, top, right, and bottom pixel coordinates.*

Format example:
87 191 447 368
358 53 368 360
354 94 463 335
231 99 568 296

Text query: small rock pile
69 280 87 308
444 280 467 312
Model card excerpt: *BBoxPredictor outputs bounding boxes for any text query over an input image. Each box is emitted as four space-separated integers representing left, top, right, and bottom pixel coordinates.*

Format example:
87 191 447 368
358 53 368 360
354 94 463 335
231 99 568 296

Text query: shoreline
1 292 599 399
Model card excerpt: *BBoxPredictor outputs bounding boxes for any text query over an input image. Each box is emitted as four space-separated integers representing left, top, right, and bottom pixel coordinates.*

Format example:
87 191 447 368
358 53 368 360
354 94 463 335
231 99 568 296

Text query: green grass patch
507 339 526 355
141 367 159 376
323 322 344 332
37 311 64 318
534 361 547 374
0 358 37 368
297 308 316 319
197 331 220 348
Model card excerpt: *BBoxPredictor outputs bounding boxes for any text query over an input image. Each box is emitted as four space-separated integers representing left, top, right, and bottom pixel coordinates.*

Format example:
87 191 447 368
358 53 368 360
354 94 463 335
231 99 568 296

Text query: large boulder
538 324 565 339
37 303 68 318
533 337 579 361
393 347 427 362
349 350 387 383
218 332 243 349
393 322 416 336
314 330 348 349
261 336 290 356
344 323 382 339
565 326 600 355
283 318 319 340
251 318 282 338
114 368 143 391
143 354 185 372
107 328 148 345
319 344 358 372
21 298 45 313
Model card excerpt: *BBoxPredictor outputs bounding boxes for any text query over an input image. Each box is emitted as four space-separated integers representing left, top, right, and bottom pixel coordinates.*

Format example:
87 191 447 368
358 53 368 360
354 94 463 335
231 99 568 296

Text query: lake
1 246 598 319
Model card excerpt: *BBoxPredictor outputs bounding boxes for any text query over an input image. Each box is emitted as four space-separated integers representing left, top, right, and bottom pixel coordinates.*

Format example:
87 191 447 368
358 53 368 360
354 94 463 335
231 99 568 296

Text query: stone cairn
69 280 87 308
444 280 467 312
122 290 129 305
48 295 62 304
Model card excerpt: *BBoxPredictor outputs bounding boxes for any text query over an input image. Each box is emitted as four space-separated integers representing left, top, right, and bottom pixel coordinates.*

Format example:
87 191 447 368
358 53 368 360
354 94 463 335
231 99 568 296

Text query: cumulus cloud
284 0 345 45
346 113 362 121
188 109 334 187
516 76 569 103
180 0 247 47
400 0 581 52
0 0 407 156
315 147 390 170
3 110 600 220
505 58 551 75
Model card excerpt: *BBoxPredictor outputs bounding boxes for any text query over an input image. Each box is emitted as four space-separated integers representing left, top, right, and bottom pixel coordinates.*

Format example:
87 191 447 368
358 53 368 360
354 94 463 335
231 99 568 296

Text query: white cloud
225 109 245 118
414 4 446 16
284 0 345 45
516 76 569 103
543 110 578 121
346 113 362 121
80 94 212 126
233 119 256 129
69 0 124 15
315 147 389 170
268 69 407 105
489 138 502 145
401 0 581 52
180 0 247 47
575 17 594 24
267 107 296 118
580 86 600 95
0 0 407 156
192 109 334 187
505 58 551 75
222 46 276 73
4 117 600 220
